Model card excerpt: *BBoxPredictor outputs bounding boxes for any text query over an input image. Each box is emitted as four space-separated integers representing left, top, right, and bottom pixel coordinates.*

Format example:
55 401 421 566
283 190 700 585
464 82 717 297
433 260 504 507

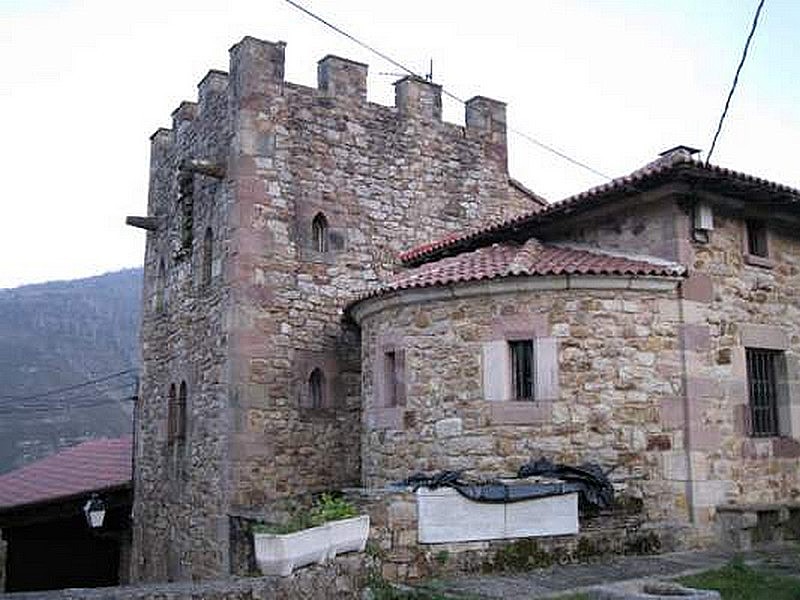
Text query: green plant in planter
309 493 358 526
251 493 358 534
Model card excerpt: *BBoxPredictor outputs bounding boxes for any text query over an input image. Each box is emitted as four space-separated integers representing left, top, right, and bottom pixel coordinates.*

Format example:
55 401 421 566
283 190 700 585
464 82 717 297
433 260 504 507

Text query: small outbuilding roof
356 239 684 302
0 436 132 511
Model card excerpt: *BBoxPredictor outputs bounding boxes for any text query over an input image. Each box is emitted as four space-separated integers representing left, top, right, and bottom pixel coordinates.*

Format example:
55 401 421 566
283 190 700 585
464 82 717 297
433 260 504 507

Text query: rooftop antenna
378 59 435 82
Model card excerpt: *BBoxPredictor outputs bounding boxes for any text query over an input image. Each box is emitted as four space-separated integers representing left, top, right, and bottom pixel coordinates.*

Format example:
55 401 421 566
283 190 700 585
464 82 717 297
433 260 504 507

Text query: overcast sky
2 0 798 289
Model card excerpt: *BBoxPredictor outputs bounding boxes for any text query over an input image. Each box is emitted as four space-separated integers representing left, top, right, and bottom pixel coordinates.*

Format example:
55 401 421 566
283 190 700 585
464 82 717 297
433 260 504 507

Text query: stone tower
127 36 541 582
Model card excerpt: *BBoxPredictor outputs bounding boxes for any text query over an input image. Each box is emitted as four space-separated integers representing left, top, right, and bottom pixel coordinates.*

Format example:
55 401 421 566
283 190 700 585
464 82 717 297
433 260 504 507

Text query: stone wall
132 69 234 582
226 36 536 509
132 36 540 582
353 276 687 530
531 188 800 533
346 489 674 583
677 208 800 527
0 555 365 599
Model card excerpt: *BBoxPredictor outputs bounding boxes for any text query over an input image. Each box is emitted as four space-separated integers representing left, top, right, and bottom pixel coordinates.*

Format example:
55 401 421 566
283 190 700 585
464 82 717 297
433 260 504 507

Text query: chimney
658 145 701 162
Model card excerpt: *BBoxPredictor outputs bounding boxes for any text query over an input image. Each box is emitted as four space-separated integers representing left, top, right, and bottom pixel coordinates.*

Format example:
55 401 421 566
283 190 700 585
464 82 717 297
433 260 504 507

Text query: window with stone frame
509 340 535 401
312 213 329 253
482 336 558 403
202 227 213 287
746 220 768 258
381 348 406 408
177 381 187 442
746 348 785 437
155 259 166 314
167 383 177 443
309 368 326 409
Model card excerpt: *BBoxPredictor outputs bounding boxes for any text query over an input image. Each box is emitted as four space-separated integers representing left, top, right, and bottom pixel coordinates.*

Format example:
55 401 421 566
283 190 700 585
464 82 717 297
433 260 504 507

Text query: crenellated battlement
161 36 506 149
171 101 197 130
197 69 229 117
317 54 368 102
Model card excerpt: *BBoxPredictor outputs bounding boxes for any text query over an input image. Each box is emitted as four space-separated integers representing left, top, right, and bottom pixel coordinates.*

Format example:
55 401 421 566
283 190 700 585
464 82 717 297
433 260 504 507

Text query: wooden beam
179 158 225 179
125 216 158 231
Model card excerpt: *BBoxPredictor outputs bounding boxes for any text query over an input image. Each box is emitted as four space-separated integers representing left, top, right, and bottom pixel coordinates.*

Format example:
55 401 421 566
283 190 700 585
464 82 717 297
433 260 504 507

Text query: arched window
155 259 166 313
177 381 187 442
312 213 329 253
167 384 177 443
309 368 325 409
202 227 213 286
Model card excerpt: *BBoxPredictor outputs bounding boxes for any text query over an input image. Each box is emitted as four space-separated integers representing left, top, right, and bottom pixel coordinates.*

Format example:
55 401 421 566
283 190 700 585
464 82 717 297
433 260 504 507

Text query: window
312 213 329 253
482 336 558 404
167 384 177 443
509 340 535 401
177 381 187 441
309 368 325 409
178 171 194 257
746 220 768 258
384 351 398 407
155 259 166 313
380 349 405 408
202 227 213 286
746 348 781 437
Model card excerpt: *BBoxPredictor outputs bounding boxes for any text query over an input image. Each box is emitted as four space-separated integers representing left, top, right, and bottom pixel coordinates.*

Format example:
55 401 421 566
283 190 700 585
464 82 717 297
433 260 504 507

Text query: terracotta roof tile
400 156 800 266
0 437 132 511
360 239 684 302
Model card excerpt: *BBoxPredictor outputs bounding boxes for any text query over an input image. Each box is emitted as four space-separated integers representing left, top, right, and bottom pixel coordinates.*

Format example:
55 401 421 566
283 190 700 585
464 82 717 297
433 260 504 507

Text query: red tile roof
359 239 684 301
0 437 132 511
400 155 800 266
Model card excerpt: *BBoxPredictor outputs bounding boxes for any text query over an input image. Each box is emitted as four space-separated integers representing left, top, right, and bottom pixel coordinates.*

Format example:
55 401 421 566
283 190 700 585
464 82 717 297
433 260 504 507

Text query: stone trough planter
589 581 721 600
254 515 370 576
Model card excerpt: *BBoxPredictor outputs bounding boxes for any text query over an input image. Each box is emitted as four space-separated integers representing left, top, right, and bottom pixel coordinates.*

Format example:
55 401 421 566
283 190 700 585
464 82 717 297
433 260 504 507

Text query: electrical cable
0 396 136 416
706 0 766 165
2 382 138 411
0 368 137 402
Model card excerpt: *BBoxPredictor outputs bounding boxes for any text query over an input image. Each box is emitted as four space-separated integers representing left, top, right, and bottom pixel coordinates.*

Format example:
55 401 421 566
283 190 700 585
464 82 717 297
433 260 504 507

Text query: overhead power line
0 368 137 403
2 381 138 411
706 0 766 165
282 0 612 182
0 396 136 416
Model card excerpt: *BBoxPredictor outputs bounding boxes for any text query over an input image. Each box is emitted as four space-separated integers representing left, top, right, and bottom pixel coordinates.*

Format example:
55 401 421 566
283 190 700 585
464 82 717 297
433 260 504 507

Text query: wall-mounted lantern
83 495 106 529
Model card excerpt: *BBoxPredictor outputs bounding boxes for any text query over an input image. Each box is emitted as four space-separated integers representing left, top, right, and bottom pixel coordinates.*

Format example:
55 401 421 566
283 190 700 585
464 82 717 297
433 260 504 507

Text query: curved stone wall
354 275 686 524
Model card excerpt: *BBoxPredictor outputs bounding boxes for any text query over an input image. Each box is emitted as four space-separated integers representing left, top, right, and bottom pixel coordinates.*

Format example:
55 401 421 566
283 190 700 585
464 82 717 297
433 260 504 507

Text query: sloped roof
0 437 132 511
358 239 684 301
401 154 800 266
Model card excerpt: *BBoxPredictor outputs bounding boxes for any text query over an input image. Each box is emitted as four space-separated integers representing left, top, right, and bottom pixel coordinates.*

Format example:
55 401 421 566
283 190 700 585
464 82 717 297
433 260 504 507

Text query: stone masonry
130 36 540 583
130 36 800 588
349 151 800 562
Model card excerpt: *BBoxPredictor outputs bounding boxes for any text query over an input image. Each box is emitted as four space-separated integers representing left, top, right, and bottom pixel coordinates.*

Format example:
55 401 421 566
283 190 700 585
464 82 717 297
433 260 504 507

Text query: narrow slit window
746 220 768 258
156 259 166 313
746 348 780 437
510 340 535 401
177 381 187 442
309 368 325 409
167 384 177 443
202 227 213 286
384 351 398 407
312 213 329 253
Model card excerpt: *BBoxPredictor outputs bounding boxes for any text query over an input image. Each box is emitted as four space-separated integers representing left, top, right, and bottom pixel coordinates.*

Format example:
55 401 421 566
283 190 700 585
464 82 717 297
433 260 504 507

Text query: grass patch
678 558 800 600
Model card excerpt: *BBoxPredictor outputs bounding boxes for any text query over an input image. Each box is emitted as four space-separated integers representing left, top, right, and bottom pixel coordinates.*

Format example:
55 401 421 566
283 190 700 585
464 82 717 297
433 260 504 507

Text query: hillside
0 269 142 474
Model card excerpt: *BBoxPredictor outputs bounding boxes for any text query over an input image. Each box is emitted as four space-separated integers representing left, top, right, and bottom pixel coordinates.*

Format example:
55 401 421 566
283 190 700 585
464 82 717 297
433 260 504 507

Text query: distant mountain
0 268 142 474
